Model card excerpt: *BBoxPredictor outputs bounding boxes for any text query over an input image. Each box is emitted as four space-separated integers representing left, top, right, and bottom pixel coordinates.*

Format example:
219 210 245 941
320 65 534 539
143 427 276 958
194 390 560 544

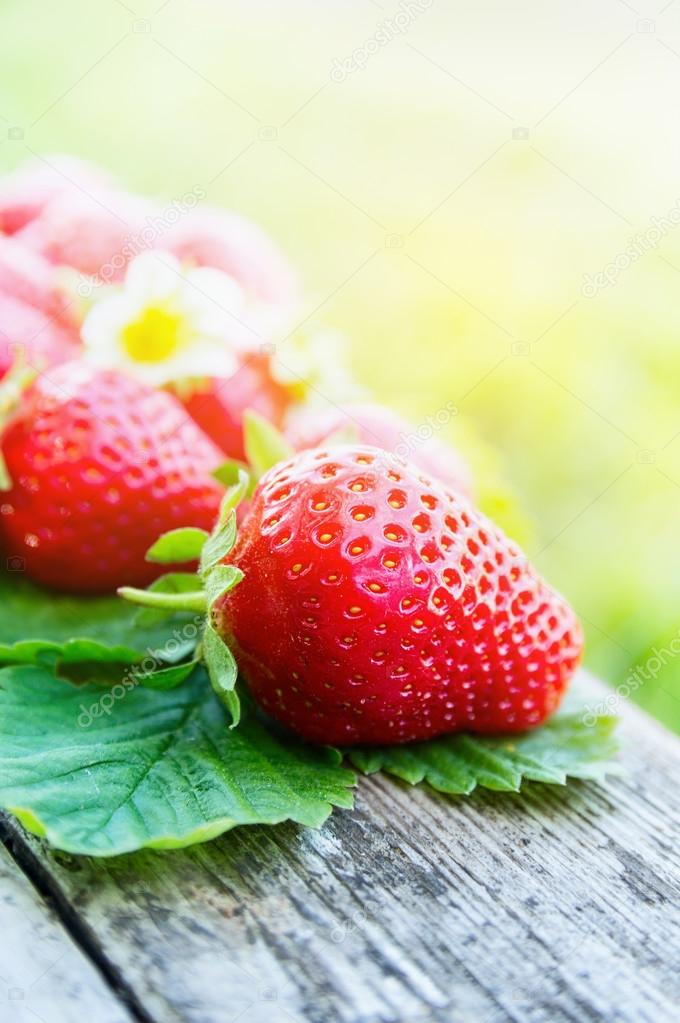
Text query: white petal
188 265 244 313
81 293 138 356
125 250 183 305
159 337 240 383
184 267 255 341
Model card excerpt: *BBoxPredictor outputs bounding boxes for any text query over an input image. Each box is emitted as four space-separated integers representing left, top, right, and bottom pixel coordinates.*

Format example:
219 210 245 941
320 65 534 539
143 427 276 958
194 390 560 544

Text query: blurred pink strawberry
0 234 75 323
4 158 297 304
0 293 80 377
0 156 113 236
159 206 299 305
18 188 153 282
0 158 300 396
287 402 474 498
0 235 80 376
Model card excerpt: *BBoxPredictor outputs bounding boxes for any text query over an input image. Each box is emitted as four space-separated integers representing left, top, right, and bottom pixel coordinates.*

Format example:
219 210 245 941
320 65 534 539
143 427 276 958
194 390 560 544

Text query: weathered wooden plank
0 842 133 1023
2 675 680 1023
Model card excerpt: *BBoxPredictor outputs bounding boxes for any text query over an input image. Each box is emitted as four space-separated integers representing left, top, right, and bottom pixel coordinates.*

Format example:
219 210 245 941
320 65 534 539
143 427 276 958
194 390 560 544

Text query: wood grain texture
2 676 680 1023
0 842 132 1023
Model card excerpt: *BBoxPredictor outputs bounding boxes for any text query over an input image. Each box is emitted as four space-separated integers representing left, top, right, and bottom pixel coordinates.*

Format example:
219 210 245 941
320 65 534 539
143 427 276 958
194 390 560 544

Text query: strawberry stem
117 586 208 613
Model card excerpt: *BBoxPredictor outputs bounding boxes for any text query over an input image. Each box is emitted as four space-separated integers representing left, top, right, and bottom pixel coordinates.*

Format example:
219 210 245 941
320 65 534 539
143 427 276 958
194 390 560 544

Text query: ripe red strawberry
214 444 582 745
287 402 473 499
178 350 294 462
0 361 224 594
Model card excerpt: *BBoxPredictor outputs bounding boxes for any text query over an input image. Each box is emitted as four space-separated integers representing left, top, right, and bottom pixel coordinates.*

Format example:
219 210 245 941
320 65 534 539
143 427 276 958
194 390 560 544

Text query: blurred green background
1 0 679 729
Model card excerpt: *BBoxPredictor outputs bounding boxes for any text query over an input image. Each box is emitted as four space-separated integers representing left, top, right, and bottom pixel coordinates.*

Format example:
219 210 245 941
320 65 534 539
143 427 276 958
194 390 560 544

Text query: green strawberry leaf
131 659 200 691
213 460 256 497
204 564 243 606
213 458 248 485
0 663 355 857
348 708 621 795
146 527 209 564
0 571 195 668
243 409 294 477
202 624 240 725
0 634 198 687
216 466 250 519
120 490 247 717
199 513 237 575
0 637 142 669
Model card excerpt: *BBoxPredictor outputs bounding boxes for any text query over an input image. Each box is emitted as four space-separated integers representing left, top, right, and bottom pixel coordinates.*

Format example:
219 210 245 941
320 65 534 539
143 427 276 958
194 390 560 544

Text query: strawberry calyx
118 467 249 725
242 407 294 480
210 407 357 493
242 406 361 479
203 409 294 498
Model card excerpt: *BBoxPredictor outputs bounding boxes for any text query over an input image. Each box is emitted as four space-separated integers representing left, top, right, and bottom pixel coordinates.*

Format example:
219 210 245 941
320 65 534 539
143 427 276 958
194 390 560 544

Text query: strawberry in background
0 155 113 236
1 158 471 503
18 185 300 305
18 187 154 283
177 328 359 461
180 351 293 463
0 157 301 459
161 206 299 306
0 235 80 378
0 361 225 594
4 157 299 304
287 402 473 499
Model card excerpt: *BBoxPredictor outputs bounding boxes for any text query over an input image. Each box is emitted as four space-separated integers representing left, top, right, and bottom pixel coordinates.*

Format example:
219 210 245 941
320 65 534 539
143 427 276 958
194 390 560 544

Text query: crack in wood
0 818 158 1023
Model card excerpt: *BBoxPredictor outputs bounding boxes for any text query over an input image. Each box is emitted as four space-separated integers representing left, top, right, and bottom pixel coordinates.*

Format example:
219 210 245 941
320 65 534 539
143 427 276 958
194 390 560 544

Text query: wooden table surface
1 676 679 1023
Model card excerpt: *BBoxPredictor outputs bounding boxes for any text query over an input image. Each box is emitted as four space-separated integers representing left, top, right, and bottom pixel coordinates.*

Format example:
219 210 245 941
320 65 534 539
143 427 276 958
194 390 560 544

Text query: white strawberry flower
81 251 254 386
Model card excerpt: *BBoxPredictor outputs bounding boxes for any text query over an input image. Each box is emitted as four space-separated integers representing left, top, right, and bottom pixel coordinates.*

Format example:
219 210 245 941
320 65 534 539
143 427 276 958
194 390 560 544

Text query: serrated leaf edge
348 712 623 797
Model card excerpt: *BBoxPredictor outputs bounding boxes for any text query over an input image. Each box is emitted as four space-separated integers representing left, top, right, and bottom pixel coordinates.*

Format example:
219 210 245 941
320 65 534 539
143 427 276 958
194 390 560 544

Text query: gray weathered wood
2 675 680 1023
0 842 132 1023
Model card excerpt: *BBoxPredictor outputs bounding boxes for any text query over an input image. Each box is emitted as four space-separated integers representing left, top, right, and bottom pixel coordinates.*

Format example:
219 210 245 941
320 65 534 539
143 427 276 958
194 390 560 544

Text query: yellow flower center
122 306 187 364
